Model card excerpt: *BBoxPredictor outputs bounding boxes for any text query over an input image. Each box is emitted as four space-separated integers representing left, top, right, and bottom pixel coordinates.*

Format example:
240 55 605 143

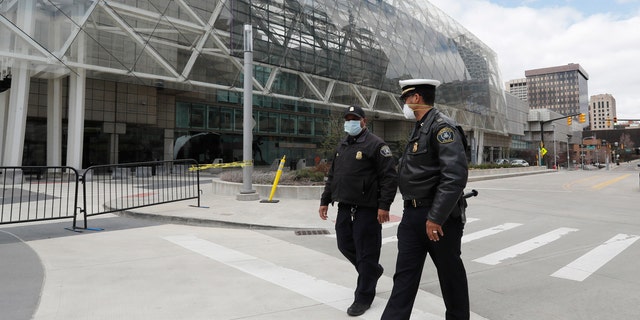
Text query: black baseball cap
344 105 365 119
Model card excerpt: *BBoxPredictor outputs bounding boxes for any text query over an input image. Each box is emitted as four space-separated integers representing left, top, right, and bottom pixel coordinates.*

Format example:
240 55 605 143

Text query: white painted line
551 233 640 281
462 223 523 244
163 235 443 320
382 236 397 245
474 227 579 265
382 221 400 229
382 219 479 246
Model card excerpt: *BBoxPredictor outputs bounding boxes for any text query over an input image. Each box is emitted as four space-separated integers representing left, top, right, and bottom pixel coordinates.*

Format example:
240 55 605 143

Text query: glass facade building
1 0 508 168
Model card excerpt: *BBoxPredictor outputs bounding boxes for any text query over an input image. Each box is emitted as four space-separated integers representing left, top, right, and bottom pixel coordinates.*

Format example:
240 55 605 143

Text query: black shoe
347 302 370 316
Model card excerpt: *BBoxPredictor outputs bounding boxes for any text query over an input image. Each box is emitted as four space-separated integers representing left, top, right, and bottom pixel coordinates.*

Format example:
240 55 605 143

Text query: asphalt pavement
0 167 558 320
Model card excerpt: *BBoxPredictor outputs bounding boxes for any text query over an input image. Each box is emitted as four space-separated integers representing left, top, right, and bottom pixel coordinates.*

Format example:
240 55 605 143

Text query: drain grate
295 229 330 236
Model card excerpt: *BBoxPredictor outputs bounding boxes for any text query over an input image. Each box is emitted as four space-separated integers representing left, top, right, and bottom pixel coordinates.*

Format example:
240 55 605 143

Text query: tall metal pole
553 124 557 170
567 134 571 171
539 121 543 167
239 24 257 199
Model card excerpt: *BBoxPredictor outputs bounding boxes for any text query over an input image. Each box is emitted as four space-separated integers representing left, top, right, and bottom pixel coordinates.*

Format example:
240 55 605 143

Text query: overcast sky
427 0 640 119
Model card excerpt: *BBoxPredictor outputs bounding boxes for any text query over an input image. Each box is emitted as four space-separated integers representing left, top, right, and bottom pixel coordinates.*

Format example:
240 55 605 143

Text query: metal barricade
2 160 201 230
0 166 80 225
80 160 201 223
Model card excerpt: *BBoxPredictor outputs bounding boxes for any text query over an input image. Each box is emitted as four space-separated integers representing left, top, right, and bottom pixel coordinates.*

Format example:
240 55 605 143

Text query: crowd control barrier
0 166 80 225
1 159 201 230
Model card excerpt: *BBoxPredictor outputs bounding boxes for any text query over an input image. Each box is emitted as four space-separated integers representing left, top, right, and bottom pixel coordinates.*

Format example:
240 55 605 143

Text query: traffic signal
567 117 572 125
613 117 617 124
578 113 586 123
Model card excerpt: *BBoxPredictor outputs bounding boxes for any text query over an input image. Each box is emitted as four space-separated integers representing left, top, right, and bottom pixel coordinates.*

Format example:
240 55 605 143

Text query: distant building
589 94 617 131
506 78 528 102
525 63 589 118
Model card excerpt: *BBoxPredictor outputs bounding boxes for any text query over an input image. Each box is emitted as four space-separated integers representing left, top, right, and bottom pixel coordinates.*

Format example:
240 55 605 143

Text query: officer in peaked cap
382 79 471 320
399 79 440 101
319 105 398 316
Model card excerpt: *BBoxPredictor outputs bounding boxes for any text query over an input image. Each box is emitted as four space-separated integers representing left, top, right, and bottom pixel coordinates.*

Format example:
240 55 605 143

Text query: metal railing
1 160 201 230
0 166 80 225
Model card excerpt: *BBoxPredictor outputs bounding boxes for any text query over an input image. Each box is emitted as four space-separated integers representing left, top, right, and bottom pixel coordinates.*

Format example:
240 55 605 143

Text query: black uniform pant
335 203 382 305
382 206 469 320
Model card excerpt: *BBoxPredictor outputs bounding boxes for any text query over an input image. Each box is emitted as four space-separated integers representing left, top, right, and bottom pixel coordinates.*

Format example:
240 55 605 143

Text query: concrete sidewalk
3 166 554 320
118 166 555 230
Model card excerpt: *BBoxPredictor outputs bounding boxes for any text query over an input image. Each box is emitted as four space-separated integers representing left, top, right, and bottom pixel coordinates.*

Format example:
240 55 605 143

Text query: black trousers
382 206 469 320
335 203 382 305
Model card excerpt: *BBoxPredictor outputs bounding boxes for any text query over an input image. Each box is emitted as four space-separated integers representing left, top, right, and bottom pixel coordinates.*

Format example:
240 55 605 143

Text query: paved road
2 164 639 319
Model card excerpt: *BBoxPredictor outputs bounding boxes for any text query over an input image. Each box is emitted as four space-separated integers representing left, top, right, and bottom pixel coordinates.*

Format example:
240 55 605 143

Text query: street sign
541 147 548 156
587 146 596 150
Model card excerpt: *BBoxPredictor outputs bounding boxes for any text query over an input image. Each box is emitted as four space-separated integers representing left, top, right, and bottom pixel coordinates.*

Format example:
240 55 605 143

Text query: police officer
319 105 398 317
382 79 470 320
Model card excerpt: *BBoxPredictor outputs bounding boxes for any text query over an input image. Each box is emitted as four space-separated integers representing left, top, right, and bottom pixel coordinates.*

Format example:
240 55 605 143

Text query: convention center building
0 0 509 169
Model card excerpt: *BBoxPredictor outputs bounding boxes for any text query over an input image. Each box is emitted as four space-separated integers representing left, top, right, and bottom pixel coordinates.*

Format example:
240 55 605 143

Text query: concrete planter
211 178 324 200
211 166 553 200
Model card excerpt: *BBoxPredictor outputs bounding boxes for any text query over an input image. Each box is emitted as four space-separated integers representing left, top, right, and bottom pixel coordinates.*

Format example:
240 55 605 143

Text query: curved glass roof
0 0 507 134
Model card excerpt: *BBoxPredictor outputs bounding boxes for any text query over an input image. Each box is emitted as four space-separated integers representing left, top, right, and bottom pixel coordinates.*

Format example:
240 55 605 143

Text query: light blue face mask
344 120 363 136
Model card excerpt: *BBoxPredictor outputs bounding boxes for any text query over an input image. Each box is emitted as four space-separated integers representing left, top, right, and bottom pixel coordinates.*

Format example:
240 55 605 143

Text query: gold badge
356 151 363 160
412 142 418 152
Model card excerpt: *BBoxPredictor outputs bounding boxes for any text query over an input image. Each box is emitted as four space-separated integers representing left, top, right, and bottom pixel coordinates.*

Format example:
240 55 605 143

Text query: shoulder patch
437 127 455 144
380 145 392 157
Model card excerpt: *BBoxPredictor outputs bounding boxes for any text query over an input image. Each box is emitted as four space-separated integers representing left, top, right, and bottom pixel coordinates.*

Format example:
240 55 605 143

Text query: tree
319 113 345 158
619 133 634 150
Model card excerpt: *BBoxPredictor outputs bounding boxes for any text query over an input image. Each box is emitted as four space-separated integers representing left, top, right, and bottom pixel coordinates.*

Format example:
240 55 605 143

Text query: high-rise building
506 78 528 102
589 94 617 130
525 63 589 117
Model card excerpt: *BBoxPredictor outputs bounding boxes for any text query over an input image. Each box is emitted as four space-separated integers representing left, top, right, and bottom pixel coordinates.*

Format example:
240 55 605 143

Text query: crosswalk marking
163 235 450 320
473 227 579 265
322 218 637 283
462 223 522 244
551 233 640 281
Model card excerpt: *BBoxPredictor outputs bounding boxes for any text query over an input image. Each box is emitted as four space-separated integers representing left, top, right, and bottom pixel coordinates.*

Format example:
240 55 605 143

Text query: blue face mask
344 120 363 136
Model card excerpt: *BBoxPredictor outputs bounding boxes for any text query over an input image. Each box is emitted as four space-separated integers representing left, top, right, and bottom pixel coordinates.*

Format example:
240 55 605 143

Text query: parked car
510 159 529 167
495 158 510 165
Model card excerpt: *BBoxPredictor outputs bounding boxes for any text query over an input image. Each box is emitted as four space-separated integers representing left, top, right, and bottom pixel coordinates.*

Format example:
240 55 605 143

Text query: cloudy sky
427 0 640 119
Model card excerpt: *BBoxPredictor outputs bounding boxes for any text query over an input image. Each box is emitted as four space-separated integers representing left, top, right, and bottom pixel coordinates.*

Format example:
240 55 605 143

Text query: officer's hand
319 205 329 220
377 209 390 224
426 220 443 241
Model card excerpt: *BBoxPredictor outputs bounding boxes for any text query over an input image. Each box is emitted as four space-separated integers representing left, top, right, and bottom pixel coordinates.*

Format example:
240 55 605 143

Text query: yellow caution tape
189 160 254 171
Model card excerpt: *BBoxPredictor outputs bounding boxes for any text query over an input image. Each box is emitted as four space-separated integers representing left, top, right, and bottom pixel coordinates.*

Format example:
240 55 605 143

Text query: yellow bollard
261 155 286 203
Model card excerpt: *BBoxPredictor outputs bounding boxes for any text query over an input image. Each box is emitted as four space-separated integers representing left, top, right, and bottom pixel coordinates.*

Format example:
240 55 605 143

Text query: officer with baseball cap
319 105 398 316
382 80 470 320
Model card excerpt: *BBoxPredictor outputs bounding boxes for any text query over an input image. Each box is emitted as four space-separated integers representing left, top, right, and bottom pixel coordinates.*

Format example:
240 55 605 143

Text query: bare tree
619 132 635 149
319 113 345 158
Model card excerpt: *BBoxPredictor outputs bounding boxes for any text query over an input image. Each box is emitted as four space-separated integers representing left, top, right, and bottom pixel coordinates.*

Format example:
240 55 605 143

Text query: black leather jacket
321 129 398 210
397 109 468 225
